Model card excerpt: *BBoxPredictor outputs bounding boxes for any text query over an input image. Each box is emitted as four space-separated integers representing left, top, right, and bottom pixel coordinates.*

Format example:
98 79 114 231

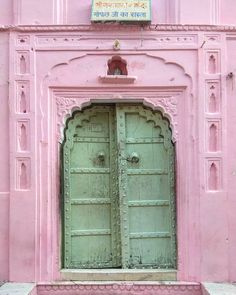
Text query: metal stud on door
62 106 120 268
62 105 176 269
116 105 176 269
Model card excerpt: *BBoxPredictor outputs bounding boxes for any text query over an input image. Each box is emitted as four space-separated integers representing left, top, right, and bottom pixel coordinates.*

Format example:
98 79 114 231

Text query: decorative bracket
56 96 90 143
145 96 178 142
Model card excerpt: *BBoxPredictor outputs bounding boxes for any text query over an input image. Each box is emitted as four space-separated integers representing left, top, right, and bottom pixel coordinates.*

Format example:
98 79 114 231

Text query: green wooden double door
62 104 176 269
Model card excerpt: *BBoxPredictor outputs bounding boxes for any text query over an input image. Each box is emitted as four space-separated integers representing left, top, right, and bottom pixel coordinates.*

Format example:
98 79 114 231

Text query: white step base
203 283 236 295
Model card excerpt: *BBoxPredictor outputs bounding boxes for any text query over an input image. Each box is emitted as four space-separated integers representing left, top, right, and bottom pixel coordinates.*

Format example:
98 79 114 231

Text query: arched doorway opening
61 104 176 269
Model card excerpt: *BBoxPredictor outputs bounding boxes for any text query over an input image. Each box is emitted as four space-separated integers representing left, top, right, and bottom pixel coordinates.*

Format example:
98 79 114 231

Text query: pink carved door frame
42 86 198 281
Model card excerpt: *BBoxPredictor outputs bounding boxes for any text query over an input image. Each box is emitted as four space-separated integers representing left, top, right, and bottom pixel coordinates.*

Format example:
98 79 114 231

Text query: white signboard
91 0 151 22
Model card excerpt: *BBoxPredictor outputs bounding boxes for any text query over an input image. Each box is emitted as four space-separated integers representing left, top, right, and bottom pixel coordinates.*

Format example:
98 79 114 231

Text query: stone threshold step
60 268 177 281
2 282 236 295
37 282 201 295
0 283 35 295
202 283 236 295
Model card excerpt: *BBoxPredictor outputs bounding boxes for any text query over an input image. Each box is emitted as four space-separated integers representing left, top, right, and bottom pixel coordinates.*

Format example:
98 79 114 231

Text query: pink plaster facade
1 0 236 285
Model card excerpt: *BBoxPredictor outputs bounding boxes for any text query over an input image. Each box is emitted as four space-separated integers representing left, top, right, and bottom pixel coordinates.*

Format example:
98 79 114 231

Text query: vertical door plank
116 105 130 268
120 105 176 269
63 106 120 268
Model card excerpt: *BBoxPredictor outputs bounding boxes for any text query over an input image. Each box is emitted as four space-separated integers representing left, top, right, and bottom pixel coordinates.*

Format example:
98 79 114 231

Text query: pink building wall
0 32 10 282
0 0 236 284
1 0 236 26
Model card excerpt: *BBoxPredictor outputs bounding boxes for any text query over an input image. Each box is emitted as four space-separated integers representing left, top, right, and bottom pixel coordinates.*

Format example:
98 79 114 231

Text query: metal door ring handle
97 151 105 162
127 152 140 163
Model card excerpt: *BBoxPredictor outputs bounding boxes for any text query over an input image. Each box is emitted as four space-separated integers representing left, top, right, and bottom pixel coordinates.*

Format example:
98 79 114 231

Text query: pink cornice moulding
2 24 236 32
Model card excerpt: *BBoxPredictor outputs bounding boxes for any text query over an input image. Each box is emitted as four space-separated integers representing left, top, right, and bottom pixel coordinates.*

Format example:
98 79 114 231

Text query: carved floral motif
56 95 178 143
157 97 178 116
56 96 91 142
56 96 77 119
146 96 178 142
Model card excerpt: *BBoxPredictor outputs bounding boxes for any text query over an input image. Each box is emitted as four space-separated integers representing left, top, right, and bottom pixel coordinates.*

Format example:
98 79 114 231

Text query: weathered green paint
63 106 120 268
62 105 176 269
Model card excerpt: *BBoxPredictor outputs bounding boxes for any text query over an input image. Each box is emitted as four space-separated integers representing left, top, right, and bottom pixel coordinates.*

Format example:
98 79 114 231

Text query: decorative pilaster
199 33 225 192
9 31 36 281
10 35 33 192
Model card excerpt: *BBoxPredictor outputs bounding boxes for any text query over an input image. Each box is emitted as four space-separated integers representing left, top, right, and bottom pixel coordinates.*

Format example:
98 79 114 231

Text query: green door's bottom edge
60 269 177 281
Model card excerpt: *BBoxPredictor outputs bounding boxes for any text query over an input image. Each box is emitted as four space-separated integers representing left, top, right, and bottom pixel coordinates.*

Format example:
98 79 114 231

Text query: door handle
126 152 140 163
97 151 105 162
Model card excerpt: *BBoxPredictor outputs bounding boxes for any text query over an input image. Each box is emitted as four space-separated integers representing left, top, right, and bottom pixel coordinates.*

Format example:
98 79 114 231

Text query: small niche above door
107 56 128 76
99 56 137 84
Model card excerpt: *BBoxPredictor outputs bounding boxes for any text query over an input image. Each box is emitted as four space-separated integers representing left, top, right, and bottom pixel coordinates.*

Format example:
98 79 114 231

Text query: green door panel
63 106 120 268
62 104 176 269
116 105 176 269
